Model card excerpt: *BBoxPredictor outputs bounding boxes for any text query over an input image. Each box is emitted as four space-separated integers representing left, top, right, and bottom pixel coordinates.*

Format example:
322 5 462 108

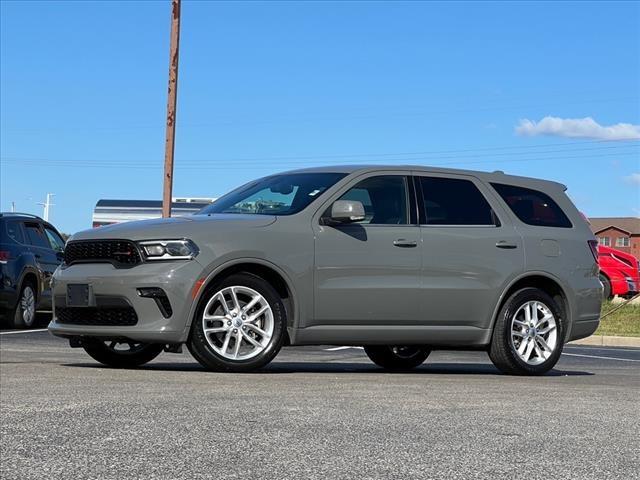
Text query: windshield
198 172 347 216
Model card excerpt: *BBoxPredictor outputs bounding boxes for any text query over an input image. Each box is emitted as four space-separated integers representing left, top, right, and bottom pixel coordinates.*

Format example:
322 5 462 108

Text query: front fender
606 271 631 296
178 257 300 342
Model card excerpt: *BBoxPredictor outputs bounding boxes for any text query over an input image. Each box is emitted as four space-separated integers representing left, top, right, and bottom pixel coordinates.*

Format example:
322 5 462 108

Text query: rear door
416 173 524 329
23 222 59 308
312 173 423 326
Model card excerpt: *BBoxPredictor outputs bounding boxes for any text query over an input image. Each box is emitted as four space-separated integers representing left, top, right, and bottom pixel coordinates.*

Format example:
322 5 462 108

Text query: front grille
64 240 142 267
56 306 138 326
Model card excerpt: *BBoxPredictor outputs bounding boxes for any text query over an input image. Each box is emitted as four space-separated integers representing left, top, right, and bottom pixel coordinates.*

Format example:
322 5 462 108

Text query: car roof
280 164 567 191
0 213 61 233
0 212 44 221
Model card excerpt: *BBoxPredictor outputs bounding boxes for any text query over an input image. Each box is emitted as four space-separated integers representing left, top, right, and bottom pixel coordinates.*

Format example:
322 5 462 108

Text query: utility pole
162 0 181 218
10 201 15 212
37 193 55 221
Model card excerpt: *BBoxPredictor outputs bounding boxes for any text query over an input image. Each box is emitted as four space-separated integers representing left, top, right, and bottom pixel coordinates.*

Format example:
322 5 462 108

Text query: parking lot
1 320 638 480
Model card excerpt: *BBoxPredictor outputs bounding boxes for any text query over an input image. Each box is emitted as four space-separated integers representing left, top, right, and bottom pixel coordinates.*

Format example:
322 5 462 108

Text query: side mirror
328 200 365 224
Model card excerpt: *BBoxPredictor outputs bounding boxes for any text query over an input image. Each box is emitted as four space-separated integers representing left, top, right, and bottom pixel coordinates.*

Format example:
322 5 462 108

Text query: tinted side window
5 221 26 244
491 183 572 228
24 223 51 248
419 177 497 225
338 176 408 225
45 227 65 252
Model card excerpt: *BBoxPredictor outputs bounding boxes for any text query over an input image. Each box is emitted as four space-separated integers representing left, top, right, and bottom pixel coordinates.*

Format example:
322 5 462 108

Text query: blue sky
1 0 638 234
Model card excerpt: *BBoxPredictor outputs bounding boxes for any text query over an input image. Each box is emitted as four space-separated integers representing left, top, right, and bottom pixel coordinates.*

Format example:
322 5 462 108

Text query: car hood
69 214 277 241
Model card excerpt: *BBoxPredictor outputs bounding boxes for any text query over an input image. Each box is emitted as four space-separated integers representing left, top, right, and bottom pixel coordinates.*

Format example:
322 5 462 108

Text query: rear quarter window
491 183 572 228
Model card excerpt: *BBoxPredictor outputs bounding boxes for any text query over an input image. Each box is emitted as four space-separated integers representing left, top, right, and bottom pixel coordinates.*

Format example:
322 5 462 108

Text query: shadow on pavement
63 361 594 376
0 312 52 329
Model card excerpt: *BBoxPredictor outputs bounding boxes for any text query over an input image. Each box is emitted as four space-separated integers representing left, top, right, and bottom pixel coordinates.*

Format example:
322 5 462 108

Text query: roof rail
0 212 44 220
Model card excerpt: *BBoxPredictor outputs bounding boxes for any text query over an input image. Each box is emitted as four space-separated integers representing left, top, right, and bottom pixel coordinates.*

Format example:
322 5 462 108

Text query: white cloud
624 173 640 185
515 116 640 140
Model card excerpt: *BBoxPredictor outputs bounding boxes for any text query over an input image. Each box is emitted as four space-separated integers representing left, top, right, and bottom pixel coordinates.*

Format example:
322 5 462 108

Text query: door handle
393 239 418 248
34 253 42 259
495 241 518 249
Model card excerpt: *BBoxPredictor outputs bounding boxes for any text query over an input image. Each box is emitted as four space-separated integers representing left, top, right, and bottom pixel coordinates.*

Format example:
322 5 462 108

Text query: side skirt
290 325 492 347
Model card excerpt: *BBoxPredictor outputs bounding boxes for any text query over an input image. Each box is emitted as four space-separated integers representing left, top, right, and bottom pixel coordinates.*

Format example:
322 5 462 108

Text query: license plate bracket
66 284 91 307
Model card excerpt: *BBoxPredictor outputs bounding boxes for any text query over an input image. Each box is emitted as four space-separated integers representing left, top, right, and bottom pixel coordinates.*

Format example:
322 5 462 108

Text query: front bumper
48 259 204 343
623 278 638 297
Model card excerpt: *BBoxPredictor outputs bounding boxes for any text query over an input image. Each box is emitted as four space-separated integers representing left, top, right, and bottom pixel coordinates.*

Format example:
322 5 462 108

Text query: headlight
138 239 199 261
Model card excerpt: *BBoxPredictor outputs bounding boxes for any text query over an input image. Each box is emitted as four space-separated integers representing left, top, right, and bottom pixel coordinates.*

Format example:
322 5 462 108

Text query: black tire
82 338 164 368
11 282 37 329
489 288 564 376
187 272 286 372
599 273 612 300
364 346 430 370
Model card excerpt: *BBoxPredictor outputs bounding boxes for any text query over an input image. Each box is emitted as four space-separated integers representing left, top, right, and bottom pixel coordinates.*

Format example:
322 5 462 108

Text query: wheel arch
18 268 40 303
598 271 613 298
184 258 298 343
598 270 611 283
489 272 572 343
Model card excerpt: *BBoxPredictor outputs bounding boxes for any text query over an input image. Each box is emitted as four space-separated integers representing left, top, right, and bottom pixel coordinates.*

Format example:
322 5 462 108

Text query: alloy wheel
510 300 558 366
21 286 36 327
104 341 148 354
201 286 274 361
391 346 423 359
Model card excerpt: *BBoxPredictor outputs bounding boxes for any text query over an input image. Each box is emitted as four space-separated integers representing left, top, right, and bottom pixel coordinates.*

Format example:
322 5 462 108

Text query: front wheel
489 288 564 375
187 273 286 372
364 346 430 370
82 339 164 368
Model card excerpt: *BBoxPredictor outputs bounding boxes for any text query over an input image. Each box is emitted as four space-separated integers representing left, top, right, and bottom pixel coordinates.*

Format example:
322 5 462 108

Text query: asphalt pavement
1 321 639 480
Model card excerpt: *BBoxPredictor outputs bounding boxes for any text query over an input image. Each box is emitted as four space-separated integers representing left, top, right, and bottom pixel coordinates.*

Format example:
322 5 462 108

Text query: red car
598 245 640 299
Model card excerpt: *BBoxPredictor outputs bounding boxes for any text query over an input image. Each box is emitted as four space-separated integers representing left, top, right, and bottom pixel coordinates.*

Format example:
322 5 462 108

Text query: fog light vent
137 287 173 318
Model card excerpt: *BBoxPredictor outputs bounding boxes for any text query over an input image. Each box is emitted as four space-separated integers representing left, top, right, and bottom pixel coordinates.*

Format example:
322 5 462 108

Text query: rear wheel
12 282 37 329
489 288 564 375
364 346 430 370
599 273 612 300
82 339 164 368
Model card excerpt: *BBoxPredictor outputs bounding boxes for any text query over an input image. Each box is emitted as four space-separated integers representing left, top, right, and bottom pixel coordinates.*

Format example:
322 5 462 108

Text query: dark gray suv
49 166 602 375
1 213 66 328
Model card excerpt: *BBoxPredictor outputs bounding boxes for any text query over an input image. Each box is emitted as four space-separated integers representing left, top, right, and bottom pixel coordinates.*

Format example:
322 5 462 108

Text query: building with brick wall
588 217 640 260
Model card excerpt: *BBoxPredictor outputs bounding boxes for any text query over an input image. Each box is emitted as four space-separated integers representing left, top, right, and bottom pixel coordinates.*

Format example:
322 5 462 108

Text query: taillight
0 251 10 264
587 240 598 262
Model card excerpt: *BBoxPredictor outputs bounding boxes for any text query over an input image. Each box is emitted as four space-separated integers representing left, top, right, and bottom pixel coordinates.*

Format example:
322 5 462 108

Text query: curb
570 335 640 348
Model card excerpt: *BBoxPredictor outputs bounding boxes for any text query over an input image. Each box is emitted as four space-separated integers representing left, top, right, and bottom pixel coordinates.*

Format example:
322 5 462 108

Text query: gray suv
49 166 602 375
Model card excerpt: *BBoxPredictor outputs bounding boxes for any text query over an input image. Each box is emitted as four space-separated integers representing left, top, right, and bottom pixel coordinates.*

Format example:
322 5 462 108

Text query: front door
313 173 422 326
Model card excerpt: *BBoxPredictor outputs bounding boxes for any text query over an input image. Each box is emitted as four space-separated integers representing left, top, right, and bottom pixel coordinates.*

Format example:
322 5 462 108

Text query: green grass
594 300 640 337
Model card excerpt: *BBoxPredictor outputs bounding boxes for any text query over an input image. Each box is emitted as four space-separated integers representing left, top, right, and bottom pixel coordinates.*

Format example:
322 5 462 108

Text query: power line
1 96 636 133
1 139 638 167
2 150 638 170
